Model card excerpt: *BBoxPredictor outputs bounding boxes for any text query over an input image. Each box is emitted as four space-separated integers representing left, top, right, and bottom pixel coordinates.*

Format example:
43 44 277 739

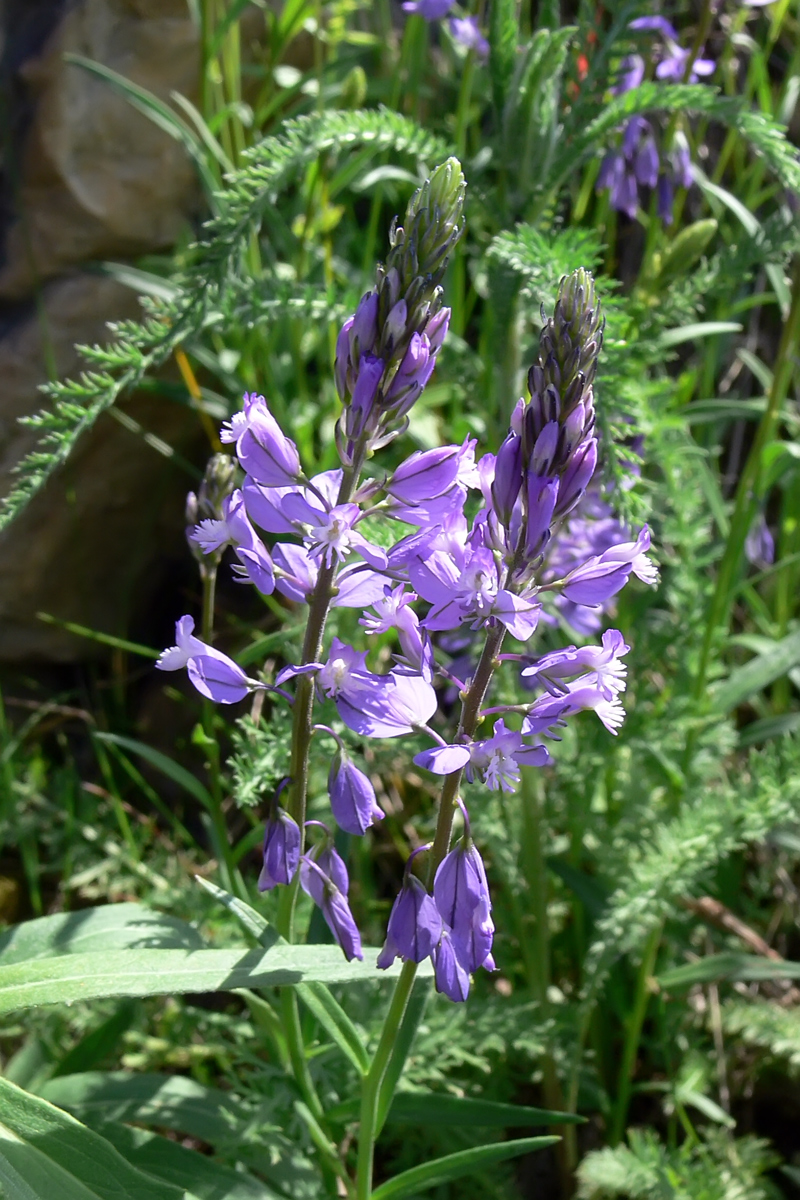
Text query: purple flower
434 838 491 936
745 512 775 569
192 490 275 595
656 46 715 83
432 929 470 1001
402 0 454 17
557 526 656 606
361 586 434 680
612 54 645 94
315 638 439 738
223 393 301 488
492 432 524 526
300 853 363 961
449 16 489 60
385 333 436 418
467 718 551 791
521 629 630 698
378 873 443 966
629 15 679 39
156 616 254 704
156 615 208 671
258 808 301 891
187 656 252 704
328 751 384 835
386 445 462 506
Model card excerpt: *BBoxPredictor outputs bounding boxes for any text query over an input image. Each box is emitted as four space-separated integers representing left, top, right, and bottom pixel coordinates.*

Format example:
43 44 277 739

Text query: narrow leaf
0 945 423 1014
0 1077 191 1200
712 628 800 712
659 953 800 990
94 733 214 811
371 1137 560 1199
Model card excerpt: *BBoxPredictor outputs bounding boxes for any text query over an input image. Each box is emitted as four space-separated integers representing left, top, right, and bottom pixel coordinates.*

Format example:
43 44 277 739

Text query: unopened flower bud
258 808 301 891
379 872 442 966
328 751 384 835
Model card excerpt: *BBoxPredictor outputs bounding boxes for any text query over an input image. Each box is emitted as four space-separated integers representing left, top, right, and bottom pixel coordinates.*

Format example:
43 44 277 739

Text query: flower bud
379 873 442 965
328 751 384 836
491 432 523 527
236 395 302 487
432 929 470 1002
258 808 301 891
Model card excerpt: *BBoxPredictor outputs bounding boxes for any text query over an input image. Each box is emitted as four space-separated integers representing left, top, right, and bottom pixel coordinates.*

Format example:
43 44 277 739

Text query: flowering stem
355 622 507 1198
355 960 418 1200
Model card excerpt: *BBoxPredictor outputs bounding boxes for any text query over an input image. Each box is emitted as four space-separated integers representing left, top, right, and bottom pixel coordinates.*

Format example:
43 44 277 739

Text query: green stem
355 623 507 1197
199 563 239 893
355 960 418 1200
521 771 575 1195
609 923 662 1146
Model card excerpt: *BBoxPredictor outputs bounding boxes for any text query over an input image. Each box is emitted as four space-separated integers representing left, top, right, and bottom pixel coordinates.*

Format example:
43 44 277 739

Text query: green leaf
0 944 424 1014
35 612 159 659
370 1136 560 1200
739 711 800 746
95 264 180 302
64 55 219 203
196 878 369 1075
658 322 742 349
659 953 800 990
0 903 204 965
95 1122 279 1200
93 733 214 811
39 1073 247 1147
712 628 800 712
0 1077 193 1200
489 0 518 116
51 1001 139 1078
331 1092 584 1128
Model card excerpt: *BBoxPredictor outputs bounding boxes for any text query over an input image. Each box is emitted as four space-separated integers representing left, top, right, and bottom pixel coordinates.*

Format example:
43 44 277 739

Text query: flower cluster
158 163 656 1002
402 1 489 61
598 17 714 223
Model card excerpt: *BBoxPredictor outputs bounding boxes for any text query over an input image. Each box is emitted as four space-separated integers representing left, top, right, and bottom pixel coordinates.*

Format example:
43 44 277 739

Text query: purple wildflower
432 929 471 1001
402 0 454 16
328 751 384 835
449 16 489 60
258 808 301 891
378 871 443 966
300 853 363 961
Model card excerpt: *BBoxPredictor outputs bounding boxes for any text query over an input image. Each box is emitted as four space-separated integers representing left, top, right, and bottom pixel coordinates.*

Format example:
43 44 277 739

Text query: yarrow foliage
158 161 656 1001
598 18 714 223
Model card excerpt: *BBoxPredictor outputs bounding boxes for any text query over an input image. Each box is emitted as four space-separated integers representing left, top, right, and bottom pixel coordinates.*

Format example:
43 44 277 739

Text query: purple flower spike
328 751 384 835
380 873 443 965
433 929 471 1001
449 16 489 60
258 808 301 891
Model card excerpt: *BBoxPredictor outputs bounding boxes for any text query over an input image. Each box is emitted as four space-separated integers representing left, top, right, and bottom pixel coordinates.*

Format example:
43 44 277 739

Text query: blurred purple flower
402 0 454 16
449 16 489 59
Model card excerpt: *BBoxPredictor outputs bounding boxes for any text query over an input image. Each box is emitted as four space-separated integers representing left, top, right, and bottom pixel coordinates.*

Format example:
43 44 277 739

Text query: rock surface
0 0 205 660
